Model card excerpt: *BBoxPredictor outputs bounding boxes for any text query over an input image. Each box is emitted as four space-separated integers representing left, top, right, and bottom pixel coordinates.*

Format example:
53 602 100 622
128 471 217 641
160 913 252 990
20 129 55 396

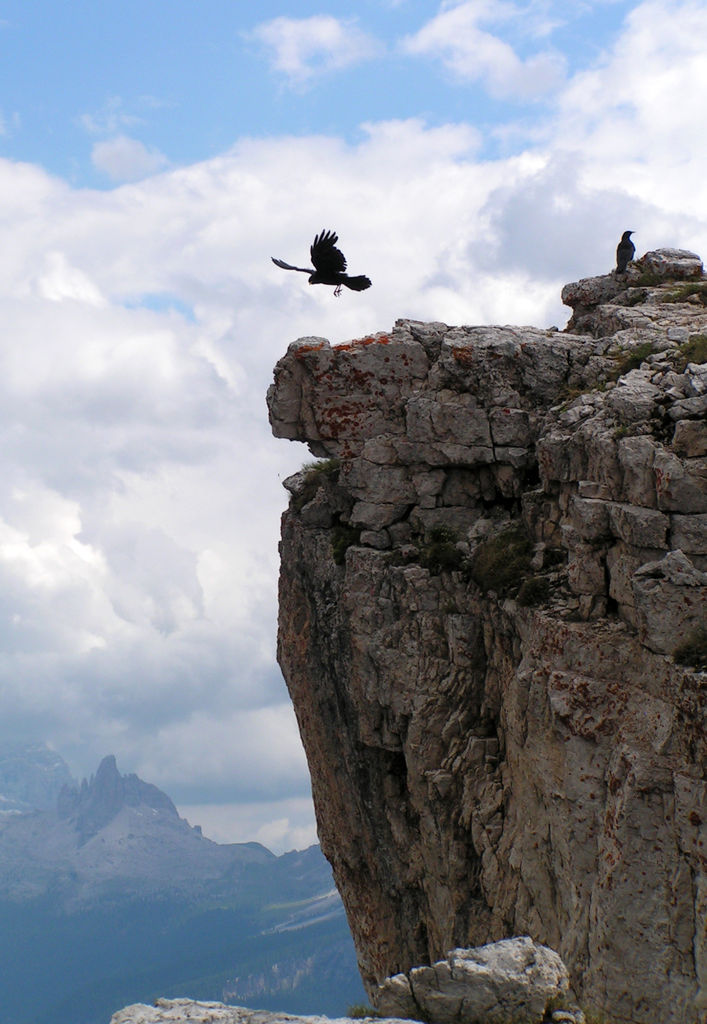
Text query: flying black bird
616 230 635 273
272 230 372 296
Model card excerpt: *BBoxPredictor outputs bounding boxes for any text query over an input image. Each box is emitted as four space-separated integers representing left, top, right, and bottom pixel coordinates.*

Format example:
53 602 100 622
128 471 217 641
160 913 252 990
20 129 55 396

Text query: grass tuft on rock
610 341 654 377
664 280 707 305
516 575 551 607
420 526 466 575
675 333 707 370
332 522 361 565
470 525 533 597
301 457 341 478
623 287 649 307
292 458 341 512
631 268 664 287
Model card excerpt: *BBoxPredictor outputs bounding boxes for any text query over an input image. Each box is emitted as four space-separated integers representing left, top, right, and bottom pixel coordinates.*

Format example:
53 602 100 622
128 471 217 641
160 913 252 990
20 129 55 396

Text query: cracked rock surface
376 937 572 1024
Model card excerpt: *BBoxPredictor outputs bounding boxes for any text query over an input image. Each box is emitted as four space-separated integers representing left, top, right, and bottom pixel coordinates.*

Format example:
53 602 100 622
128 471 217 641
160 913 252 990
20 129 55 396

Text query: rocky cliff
267 249 707 1024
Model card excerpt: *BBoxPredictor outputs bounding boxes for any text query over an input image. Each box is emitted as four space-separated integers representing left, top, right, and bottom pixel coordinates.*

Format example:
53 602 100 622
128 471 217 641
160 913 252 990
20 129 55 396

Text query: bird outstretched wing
271 257 311 274
310 230 347 275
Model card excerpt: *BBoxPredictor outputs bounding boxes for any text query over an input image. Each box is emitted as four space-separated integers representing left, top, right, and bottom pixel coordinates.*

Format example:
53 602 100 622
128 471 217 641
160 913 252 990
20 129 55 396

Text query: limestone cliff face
267 250 707 1024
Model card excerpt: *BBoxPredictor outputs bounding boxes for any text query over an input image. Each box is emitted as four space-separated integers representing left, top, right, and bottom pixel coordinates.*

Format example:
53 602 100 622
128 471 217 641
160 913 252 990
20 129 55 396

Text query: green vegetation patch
631 269 664 287
301 457 341 479
624 287 649 307
516 575 551 607
664 280 707 305
292 458 341 512
675 333 707 370
331 522 361 565
544 547 567 568
673 629 707 672
614 424 636 439
420 525 466 575
469 525 533 597
610 341 654 377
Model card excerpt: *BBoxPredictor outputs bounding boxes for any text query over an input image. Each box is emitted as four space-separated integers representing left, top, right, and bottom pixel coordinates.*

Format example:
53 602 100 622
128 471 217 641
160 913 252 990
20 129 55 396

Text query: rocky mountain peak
268 249 706 1024
57 754 179 843
0 753 277 908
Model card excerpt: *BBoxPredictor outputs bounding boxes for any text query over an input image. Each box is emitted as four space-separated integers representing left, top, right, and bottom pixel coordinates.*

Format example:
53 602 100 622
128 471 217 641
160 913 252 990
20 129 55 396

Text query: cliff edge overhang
267 249 706 1024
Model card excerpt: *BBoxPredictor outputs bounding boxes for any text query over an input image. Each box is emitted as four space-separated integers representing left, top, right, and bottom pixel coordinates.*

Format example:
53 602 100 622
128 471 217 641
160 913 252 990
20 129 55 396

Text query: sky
0 0 705 854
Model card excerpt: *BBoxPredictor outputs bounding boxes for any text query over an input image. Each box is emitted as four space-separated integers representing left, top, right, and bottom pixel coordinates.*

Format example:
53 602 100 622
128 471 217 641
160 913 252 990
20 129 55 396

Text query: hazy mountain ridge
0 751 275 907
0 746 365 1024
0 743 75 815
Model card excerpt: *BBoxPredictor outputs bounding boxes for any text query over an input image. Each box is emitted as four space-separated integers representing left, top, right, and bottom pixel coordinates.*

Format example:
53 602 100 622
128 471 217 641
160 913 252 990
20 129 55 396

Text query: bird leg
334 284 342 296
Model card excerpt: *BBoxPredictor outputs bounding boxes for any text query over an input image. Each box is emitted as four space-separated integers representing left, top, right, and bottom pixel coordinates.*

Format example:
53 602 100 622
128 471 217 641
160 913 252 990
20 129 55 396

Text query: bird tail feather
344 275 372 291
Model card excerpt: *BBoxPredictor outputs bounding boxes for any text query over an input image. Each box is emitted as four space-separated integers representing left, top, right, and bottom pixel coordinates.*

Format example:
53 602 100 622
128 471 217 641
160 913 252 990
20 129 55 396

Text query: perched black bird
272 230 372 296
616 230 635 273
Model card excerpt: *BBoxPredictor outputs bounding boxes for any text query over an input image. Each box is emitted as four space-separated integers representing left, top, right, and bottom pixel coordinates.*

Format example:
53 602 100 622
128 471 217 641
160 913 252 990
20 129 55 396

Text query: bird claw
334 284 342 297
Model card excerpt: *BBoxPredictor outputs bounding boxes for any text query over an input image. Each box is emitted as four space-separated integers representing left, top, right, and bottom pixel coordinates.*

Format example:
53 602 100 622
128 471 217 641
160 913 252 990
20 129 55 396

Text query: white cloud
80 95 143 136
134 704 311 803
251 811 318 856
178 797 317 854
248 14 382 84
37 250 106 305
552 0 707 215
401 0 566 99
91 135 169 182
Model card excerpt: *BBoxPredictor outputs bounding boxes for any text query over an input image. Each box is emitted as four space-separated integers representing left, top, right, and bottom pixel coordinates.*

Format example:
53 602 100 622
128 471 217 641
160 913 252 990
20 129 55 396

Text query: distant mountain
0 752 366 1024
0 753 275 907
0 743 75 815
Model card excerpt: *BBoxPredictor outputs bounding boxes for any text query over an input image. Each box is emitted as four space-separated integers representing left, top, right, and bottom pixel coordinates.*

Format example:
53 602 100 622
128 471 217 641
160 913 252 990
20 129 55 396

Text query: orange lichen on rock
451 346 475 367
335 333 391 352
294 341 327 358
